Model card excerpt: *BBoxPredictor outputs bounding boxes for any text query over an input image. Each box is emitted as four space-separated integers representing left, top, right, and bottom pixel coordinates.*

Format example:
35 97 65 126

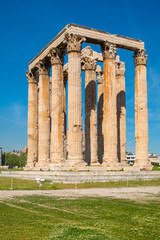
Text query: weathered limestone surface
66 34 85 167
115 57 127 164
26 70 38 167
134 49 152 170
97 69 104 164
101 42 121 170
37 60 50 168
50 48 64 167
63 77 67 160
49 76 52 148
82 55 98 165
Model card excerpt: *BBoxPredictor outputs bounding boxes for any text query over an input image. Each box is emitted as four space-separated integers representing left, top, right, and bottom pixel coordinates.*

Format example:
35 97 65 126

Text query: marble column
115 58 127 164
63 76 67 160
66 33 85 167
97 70 104 164
26 70 38 168
133 49 152 170
37 60 50 168
50 48 64 167
49 76 52 147
101 41 121 170
82 56 97 165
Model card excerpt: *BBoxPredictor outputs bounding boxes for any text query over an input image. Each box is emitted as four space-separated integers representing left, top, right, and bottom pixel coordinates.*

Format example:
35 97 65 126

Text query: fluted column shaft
101 42 120 169
115 60 127 164
50 49 64 166
27 70 38 167
97 71 104 164
134 49 152 170
66 34 85 166
63 77 67 160
38 60 50 167
83 57 97 165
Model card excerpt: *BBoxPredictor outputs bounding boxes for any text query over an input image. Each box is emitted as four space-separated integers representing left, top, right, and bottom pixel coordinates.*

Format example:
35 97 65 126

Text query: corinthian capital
65 33 86 53
48 48 65 65
115 62 125 76
81 56 97 71
101 41 117 60
133 49 147 66
26 70 38 84
36 60 50 75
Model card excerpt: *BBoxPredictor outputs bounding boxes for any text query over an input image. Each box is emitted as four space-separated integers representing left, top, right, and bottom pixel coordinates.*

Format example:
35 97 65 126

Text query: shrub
151 162 160 167
4 152 27 168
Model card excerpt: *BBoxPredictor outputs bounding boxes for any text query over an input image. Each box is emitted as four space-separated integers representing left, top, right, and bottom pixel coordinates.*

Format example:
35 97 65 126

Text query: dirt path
0 186 160 202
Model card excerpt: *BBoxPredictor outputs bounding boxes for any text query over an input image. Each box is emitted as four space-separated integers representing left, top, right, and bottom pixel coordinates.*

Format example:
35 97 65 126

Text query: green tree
5 153 19 167
5 152 27 168
19 152 27 167
2 153 5 165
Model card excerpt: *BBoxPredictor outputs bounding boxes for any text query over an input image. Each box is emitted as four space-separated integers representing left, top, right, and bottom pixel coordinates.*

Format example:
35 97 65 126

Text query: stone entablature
29 24 144 70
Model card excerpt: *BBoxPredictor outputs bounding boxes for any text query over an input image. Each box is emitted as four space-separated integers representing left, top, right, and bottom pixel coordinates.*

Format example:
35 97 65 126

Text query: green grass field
0 195 160 240
0 177 160 190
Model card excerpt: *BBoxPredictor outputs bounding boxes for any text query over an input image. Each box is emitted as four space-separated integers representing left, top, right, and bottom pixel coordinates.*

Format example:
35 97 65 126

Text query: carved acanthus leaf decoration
36 60 50 75
101 41 117 60
48 48 65 65
133 49 147 66
65 33 86 53
81 56 97 71
26 70 38 84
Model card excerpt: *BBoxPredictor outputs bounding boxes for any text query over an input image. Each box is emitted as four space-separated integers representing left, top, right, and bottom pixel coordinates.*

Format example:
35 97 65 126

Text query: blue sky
0 0 160 154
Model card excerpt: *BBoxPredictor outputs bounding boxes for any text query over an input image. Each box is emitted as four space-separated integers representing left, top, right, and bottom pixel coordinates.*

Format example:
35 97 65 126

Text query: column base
134 159 153 171
121 159 128 165
91 162 101 166
67 157 87 170
49 157 66 169
102 161 122 171
123 165 140 172
90 157 99 166
35 162 49 171
24 166 34 171
48 162 64 170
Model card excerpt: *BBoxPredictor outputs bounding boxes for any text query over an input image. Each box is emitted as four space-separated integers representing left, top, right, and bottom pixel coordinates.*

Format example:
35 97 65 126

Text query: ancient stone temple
26 24 152 171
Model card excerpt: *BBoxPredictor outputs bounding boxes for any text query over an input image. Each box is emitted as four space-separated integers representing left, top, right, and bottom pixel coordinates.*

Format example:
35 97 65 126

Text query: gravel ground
0 186 160 202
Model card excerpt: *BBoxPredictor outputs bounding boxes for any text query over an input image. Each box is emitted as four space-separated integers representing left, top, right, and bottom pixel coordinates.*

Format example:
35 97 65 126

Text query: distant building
126 153 160 165
148 153 157 158
20 146 28 153
126 154 136 165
